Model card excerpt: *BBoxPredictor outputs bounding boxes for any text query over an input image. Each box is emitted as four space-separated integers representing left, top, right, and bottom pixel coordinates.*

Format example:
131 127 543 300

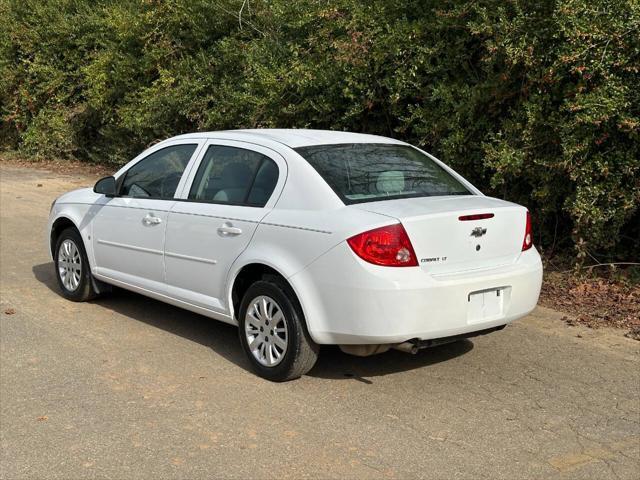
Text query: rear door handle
218 223 242 236
142 213 162 226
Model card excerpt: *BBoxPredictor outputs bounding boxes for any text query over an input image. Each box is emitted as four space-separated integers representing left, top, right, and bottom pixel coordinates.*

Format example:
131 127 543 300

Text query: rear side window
188 145 278 207
295 143 471 204
120 144 197 199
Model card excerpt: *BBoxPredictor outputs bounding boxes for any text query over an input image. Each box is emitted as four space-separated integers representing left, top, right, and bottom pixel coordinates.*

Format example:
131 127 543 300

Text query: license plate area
467 286 510 324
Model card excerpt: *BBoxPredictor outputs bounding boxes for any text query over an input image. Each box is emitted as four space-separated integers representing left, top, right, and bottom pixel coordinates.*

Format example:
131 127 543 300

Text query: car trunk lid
352 195 527 274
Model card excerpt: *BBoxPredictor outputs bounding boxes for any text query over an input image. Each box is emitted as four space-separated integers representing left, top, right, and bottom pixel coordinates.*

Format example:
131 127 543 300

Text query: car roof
170 129 407 148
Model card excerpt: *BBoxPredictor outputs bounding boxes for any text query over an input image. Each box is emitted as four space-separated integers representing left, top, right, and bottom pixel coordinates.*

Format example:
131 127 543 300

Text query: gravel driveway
1 162 638 479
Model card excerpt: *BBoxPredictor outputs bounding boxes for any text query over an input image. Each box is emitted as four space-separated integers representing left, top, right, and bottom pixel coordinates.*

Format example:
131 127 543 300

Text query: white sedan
47 129 543 381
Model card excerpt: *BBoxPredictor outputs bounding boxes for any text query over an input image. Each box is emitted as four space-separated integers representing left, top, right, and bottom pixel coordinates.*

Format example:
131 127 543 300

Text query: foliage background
1 0 638 262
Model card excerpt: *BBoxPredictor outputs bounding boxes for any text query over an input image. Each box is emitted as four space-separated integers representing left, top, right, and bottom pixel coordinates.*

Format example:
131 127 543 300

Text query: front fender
48 201 101 269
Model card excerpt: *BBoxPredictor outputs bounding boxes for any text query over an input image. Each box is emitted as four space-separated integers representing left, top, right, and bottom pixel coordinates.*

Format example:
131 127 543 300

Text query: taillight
347 224 418 267
458 213 494 221
522 211 533 251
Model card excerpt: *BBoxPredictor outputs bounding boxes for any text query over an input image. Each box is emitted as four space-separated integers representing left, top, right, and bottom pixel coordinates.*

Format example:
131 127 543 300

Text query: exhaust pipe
392 342 419 354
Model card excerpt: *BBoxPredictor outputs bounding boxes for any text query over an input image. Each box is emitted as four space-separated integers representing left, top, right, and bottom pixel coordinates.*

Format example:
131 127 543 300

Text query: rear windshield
295 143 471 204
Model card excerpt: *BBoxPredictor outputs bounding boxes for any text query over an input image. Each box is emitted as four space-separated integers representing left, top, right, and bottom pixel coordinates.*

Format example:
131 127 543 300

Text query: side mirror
94 176 117 197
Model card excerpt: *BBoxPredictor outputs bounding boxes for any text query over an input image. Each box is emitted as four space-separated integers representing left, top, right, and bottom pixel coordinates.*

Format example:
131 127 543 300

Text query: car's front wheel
238 279 319 382
54 227 97 302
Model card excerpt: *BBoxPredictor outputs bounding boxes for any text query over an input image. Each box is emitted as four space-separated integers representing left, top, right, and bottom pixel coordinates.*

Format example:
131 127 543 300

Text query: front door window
121 144 197 199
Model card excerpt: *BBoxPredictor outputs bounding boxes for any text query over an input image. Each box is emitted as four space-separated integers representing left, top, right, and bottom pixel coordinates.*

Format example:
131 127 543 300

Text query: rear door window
295 143 471 204
188 145 279 207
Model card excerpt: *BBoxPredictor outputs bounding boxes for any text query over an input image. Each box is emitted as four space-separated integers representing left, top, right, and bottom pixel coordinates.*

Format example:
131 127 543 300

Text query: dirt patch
0 153 114 178
540 271 640 339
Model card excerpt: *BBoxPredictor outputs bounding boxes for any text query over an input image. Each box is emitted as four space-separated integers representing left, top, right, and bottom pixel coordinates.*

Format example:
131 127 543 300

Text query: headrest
376 170 405 194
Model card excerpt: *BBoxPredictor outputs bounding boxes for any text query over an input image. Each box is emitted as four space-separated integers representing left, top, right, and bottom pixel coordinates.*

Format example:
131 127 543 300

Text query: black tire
238 279 319 382
53 227 98 302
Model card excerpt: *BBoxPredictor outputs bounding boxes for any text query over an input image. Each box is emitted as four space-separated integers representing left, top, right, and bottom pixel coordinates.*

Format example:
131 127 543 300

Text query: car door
164 140 285 315
91 141 202 293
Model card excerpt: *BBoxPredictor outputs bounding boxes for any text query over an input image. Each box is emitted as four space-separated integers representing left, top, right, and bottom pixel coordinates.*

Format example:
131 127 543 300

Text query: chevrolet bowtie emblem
470 227 487 238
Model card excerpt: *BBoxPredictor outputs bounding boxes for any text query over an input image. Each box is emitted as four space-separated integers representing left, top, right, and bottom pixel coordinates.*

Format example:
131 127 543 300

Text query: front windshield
295 143 472 204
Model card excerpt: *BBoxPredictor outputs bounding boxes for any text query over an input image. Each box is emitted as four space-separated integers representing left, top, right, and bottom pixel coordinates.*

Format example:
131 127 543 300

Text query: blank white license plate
467 288 506 324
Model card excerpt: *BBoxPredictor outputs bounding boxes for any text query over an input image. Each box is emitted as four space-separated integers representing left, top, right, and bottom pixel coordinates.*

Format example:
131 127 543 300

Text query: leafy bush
1 0 638 262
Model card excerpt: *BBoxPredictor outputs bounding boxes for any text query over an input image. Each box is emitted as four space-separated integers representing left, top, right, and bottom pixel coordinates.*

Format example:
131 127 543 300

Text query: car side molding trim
165 251 218 265
96 239 163 256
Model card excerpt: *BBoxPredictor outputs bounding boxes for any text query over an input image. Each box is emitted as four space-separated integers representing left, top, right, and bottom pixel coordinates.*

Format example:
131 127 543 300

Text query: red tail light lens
347 224 418 267
522 211 533 251
458 213 494 221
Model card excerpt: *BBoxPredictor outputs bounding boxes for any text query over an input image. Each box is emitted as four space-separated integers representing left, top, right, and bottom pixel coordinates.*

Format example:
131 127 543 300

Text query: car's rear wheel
238 279 318 382
54 227 97 302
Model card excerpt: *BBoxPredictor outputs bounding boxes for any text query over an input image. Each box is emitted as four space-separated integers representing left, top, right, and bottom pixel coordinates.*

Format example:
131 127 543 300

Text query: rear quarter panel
226 206 396 321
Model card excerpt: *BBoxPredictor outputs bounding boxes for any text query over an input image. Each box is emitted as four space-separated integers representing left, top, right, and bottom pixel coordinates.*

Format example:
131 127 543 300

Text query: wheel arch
50 215 79 257
49 212 111 295
228 261 308 327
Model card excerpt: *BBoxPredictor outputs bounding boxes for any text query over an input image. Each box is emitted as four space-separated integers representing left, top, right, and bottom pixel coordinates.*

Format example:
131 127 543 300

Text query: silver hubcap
58 239 82 292
244 295 288 367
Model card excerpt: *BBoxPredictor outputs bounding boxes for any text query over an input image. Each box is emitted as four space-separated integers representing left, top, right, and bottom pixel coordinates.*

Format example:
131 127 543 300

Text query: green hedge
1 0 638 262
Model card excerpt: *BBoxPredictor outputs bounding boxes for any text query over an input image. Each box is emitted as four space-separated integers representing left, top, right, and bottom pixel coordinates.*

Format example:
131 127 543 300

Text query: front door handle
218 223 242 236
142 213 162 226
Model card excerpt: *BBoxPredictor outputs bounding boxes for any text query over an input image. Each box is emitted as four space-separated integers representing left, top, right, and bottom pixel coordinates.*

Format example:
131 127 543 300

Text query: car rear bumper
289 244 543 345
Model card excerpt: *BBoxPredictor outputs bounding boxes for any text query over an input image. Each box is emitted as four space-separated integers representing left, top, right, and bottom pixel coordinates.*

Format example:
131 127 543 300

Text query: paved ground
1 162 638 479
